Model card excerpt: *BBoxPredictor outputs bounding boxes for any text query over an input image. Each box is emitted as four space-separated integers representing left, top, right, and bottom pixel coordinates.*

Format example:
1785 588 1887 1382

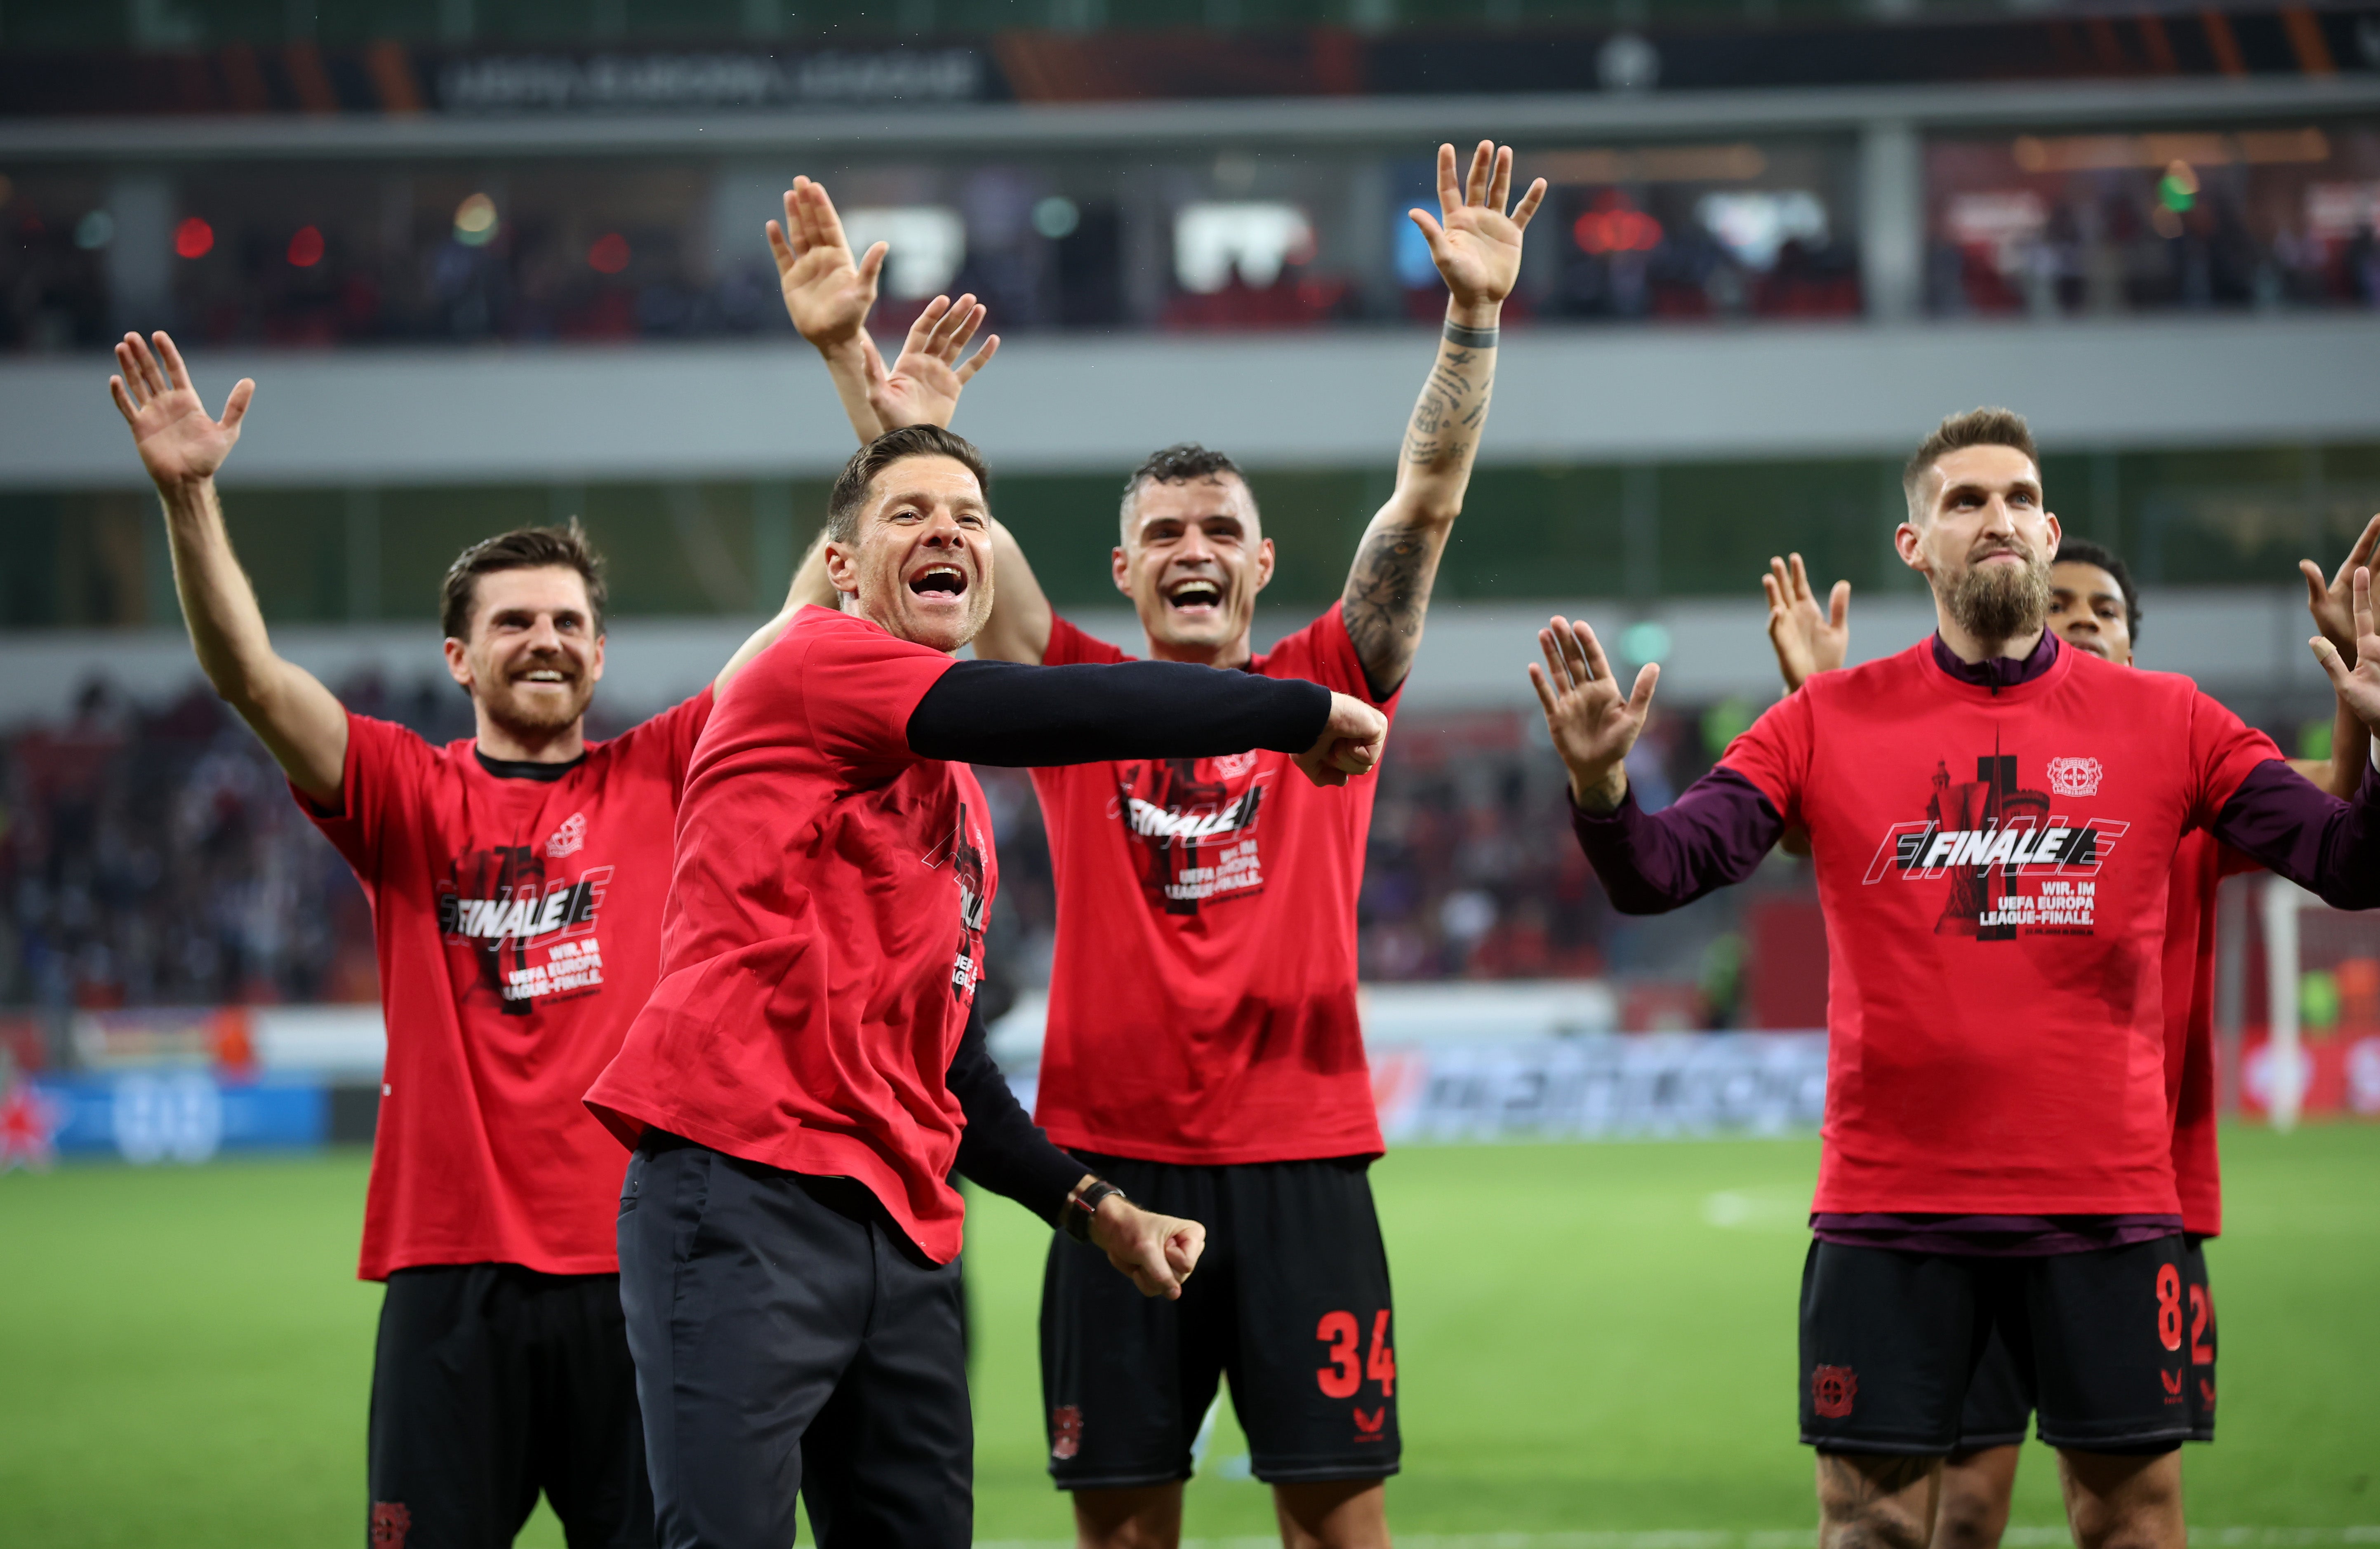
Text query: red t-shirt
1028 604 1397 1166
2163 832 2260 1237
1720 640 2279 1217
298 693 713 1281
584 607 994 1265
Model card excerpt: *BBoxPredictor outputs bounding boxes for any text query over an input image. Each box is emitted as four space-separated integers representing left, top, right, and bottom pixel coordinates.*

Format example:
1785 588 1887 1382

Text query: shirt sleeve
633 687 716 796
1568 766 1785 914
1042 613 1130 668
791 619 963 778
2185 689 2288 830
1271 602 1401 712
2209 757 2380 910
288 712 433 881
947 998 1083 1225
1715 688 1814 828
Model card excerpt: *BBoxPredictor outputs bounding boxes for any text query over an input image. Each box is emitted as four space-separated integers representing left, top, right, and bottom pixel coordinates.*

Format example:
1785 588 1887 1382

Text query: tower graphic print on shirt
924 801 990 997
435 842 612 1015
1110 752 1271 916
1860 744 2128 938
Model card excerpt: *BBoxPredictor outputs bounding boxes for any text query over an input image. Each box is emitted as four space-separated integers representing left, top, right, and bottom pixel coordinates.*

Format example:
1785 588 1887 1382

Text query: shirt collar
1929 629 2059 690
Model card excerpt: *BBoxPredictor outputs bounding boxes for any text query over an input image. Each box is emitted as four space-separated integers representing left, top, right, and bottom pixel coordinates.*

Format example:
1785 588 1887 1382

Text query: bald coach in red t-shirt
108 331 827 1548
584 424 1388 1549
1543 407 2380 1549
772 146 1545 1549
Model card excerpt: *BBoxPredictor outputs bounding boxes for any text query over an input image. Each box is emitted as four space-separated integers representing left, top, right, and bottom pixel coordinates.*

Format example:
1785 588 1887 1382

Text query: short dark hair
827 425 990 544
1902 407 2039 522
440 519 607 642
2051 536 2143 640
1120 442 1251 536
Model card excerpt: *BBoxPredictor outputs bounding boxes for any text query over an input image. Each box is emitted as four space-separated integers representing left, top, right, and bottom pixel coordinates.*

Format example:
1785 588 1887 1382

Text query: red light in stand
174 217 214 259
1572 193 1664 256
287 225 325 267
587 233 631 274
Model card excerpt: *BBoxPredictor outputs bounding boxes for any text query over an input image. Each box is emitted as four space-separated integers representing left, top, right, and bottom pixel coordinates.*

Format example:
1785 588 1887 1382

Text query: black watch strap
1063 1178 1126 1243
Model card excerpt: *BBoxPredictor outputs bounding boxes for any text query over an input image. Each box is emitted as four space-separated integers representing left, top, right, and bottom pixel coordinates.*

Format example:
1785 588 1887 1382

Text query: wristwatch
1063 1178 1127 1243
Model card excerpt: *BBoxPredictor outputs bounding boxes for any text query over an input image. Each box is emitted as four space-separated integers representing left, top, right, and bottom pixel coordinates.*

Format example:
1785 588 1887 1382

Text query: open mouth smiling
1165 578 1223 612
909 563 968 598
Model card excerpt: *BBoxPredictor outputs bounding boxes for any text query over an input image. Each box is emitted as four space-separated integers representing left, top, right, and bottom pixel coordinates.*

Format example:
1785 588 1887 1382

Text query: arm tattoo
1342 519 1443 699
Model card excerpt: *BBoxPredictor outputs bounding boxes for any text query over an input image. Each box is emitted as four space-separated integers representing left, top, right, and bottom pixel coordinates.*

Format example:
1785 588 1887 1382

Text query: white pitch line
978 1529 2380 1549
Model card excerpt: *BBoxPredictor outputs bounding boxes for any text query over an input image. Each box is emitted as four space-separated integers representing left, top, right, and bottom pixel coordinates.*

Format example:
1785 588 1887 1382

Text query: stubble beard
481 679 593 742
1942 547 2053 647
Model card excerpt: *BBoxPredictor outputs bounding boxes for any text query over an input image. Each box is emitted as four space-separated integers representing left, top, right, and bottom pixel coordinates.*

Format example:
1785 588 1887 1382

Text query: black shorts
367 1263 652 1549
1041 1153 1398 1490
617 1131 971 1549
1956 1237 2218 1449
1799 1235 2194 1455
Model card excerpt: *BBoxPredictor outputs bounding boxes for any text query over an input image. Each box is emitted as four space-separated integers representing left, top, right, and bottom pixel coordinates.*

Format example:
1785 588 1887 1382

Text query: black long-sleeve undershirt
946 998 1082 1225
907 657 1328 769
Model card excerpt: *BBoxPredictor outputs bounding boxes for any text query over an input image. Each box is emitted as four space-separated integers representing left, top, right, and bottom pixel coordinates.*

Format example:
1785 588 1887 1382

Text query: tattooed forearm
1400 348 1491 479
1343 519 1443 698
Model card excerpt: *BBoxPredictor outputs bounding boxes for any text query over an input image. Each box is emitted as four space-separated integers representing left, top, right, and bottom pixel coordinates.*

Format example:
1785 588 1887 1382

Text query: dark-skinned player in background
765 141 1544 1549
108 334 1152 1549
1536 406 2380 1549
583 425 1390 1549
1758 519 2375 1549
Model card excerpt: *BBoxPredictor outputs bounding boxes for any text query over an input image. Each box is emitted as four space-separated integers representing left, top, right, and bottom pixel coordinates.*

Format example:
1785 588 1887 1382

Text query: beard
1941 545 2052 645
478 675 594 739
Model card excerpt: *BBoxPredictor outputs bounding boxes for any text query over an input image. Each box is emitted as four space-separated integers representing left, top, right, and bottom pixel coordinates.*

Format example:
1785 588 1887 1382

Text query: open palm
862 291 999 432
110 331 251 486
2314 566 2380 734
770 175 884 351
1529 615 1658 810
1410 141 1547 311
1763 552 1850 693
2302 512 2380 662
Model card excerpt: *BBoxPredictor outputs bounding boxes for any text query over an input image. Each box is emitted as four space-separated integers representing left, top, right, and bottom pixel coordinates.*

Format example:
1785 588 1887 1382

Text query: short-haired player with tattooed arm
1540 407 2380 1549
583 425 1387 1548
772 143 1543 1549
1759 531 2368 1549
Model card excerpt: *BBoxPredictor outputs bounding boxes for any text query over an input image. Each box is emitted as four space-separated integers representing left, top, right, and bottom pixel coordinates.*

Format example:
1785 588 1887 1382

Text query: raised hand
1529 615 1658 813
1293 692 1389 789
2301 512 2380 664
1763 552 1850 693
1408 140 1547 314
768 175 885 353
110 331 252 489
2312 565 2380 735
860 291 1000 433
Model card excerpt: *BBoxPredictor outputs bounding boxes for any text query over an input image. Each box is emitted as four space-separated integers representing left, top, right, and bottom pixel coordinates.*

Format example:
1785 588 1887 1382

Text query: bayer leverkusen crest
2046 757 2105 797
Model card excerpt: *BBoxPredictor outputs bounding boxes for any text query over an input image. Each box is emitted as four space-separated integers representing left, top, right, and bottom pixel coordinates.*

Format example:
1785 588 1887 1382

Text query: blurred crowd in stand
0 679 1773 1026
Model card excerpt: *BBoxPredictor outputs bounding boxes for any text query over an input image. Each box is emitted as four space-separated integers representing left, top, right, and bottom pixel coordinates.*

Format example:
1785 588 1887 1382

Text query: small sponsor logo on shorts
2161 1368 2185 1404
1353 1406 1387 1441
370 1502 412 1547
1811 1365 1857 1419
2199 1377 2216 1410
1050 1404 1083 1461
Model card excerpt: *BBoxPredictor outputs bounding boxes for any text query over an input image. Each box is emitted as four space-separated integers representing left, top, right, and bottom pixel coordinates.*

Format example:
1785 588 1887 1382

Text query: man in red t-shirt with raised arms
770 145 1543 1549
109 330 817 1549
584 424 1388 1549
1759 531 2373 1549
1540 407 2380 1549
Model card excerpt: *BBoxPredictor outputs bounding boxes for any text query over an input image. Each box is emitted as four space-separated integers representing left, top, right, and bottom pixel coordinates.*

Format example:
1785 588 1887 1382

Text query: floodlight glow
454 193 499 247
174 217 214 259
1173 202 1313 293
840 206 966 299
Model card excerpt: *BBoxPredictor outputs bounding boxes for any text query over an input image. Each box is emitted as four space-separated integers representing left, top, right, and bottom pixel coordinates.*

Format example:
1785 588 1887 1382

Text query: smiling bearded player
766 142 1544 1549
1756 528 2373 1549
107 329 829 1549
583 424 1389 1549
1540 406 2380 1549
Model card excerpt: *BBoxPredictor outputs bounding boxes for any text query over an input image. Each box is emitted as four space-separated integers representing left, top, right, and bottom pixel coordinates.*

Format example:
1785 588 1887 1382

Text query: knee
1931 1488 2006 1549
2060 1450 2184 1549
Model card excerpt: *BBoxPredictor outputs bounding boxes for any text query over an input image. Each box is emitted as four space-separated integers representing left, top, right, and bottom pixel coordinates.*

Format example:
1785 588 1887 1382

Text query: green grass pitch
2 1126 2375 1546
